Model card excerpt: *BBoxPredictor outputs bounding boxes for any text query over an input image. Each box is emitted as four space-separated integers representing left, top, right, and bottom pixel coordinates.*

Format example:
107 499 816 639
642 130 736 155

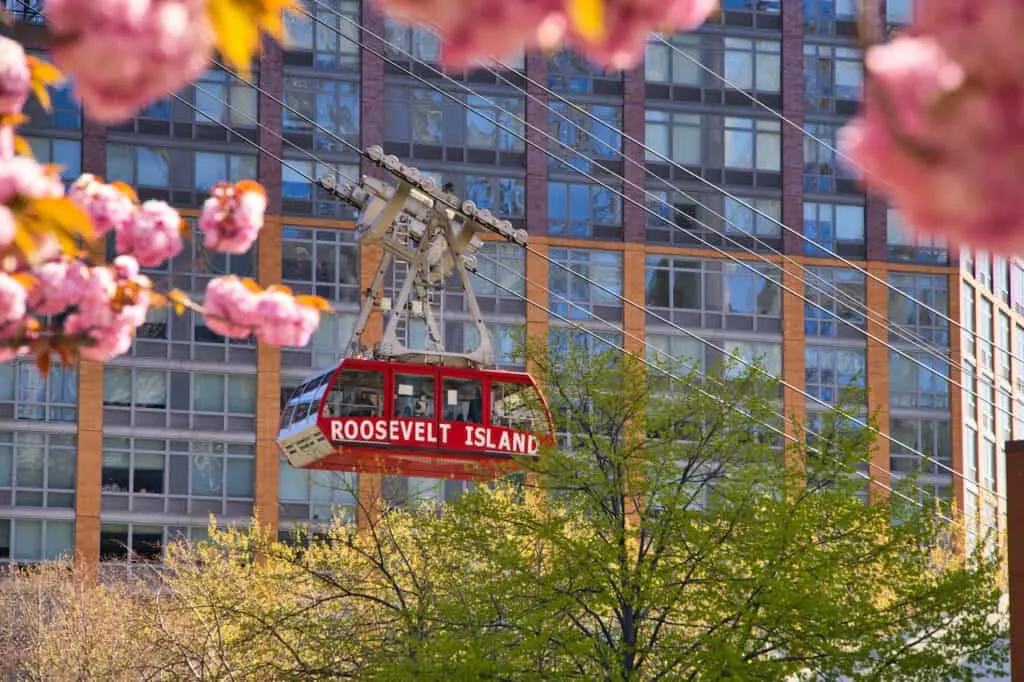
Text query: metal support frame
318 146 529 369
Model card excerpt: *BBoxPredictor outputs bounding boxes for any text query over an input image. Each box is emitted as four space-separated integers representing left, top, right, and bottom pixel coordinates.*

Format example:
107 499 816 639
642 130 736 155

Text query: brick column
865 263 890 500
254 217 282 532
622 245 646 354
525 241 550 347
525 53 549 235
1004 439 1024 682
781 261 806 476
73 117 109 578
621 66 646 244
359 0 384 180
948 271 965 526
780 0 805 256
258 37 284 215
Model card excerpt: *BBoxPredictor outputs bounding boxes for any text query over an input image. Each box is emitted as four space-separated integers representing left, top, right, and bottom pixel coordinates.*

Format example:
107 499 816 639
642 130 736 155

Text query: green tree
6 341 1005 681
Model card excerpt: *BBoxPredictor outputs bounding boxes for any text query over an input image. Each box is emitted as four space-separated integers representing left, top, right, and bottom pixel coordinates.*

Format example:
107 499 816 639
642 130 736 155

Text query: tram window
491 382 549 434
441 377 483 424
395 374 435 419
327 369 384 417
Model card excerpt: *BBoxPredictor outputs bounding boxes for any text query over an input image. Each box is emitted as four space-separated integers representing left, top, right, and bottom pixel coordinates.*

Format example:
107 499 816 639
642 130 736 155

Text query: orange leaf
168 289 190 316
11 273 37 289
34 350 50 377
0 113 28 128
235 179 266 197
266 284 293 296
25 57 64 114
241 278 263 294
110 181 138 203
13 135 32 157
294 295 333 312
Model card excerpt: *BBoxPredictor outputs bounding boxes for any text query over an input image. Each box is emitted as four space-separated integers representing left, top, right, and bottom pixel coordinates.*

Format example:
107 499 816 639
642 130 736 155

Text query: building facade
0 0 1009 569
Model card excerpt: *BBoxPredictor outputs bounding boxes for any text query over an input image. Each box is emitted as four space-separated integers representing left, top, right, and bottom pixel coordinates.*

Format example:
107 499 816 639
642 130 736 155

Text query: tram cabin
277 359 554 480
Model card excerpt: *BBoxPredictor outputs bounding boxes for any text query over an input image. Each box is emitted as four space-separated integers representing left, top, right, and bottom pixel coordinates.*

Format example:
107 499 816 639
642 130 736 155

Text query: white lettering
327 418 540 456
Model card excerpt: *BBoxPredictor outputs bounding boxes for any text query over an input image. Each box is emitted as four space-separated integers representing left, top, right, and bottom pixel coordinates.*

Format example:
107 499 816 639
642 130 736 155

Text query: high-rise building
0 0 1007 570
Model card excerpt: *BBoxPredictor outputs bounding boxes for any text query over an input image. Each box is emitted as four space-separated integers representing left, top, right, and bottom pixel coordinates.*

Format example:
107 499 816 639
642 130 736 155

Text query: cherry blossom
202 275 261 339
116 200 184 268
0 37 30 117
0 156 64 204
69 174 138 237
254 289 321 348
62 259 152 361
374 0 716 70
840 18 1024 251
29 256 89 315
198 180 267 254
42 0 215 124
0 273 27 326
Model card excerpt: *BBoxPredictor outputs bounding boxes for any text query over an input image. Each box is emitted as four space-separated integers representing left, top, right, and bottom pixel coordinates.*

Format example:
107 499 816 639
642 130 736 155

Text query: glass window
0 431 76 509
645 256 781 330
194 151 257 191
645 110 701 165
547 49 623 95
723 117 780 171
804 267 866 337
804 201 864 255
888 273 950 346
2 518 74 562
979 299 994 372
723 196 782 238
645 34 702 86
282 76 359 146
192 374 256 414
394 374 435 419
721 340 782 379
548 248 623 320
548 101 622 170
887 0 913 24
723 38 781 92
281 227 360 304
9 362 77 423
805 347 866 403
325 369 384 418
282 0 360 70
491 382 549 434
441 377 483 423
548 183 622 238
465 95 526 152
889 352 950 410
104 368 168 409
804 44 863 112
194 69 259 126
646 333 704 370
889 417 951 475
383 19 442 63
25 137 81 183
886 208 947 263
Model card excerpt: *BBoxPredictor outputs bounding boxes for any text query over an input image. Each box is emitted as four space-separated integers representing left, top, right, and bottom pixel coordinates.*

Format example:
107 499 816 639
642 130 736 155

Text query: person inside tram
352 391 376 417
467 387 482 424
414 392 431 418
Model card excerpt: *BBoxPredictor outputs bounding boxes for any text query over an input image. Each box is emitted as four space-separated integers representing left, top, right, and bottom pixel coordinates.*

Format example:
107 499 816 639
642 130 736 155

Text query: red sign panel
326 417 539 456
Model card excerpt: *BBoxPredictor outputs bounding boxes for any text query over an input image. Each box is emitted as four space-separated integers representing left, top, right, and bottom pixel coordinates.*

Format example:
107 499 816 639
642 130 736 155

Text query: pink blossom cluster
198 180 267 254
839 1 1024 252
204 276 322 347
42 0 215 124
0 150 64 252
374 0 716 70
69 174 184 267
62 256 152 361
0 37 30 117
0 273 28 362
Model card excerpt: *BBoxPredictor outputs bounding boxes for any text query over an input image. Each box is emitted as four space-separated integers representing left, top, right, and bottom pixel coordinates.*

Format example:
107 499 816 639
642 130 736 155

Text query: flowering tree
0 0 332 373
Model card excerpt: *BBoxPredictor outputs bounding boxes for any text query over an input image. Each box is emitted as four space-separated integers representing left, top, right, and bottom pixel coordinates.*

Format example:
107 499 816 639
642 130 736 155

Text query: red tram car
278 359 554 480
277 147 553 480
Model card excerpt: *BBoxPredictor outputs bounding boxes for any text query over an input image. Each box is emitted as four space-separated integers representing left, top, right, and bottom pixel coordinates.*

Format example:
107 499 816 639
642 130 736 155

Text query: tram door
388 366 438 451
